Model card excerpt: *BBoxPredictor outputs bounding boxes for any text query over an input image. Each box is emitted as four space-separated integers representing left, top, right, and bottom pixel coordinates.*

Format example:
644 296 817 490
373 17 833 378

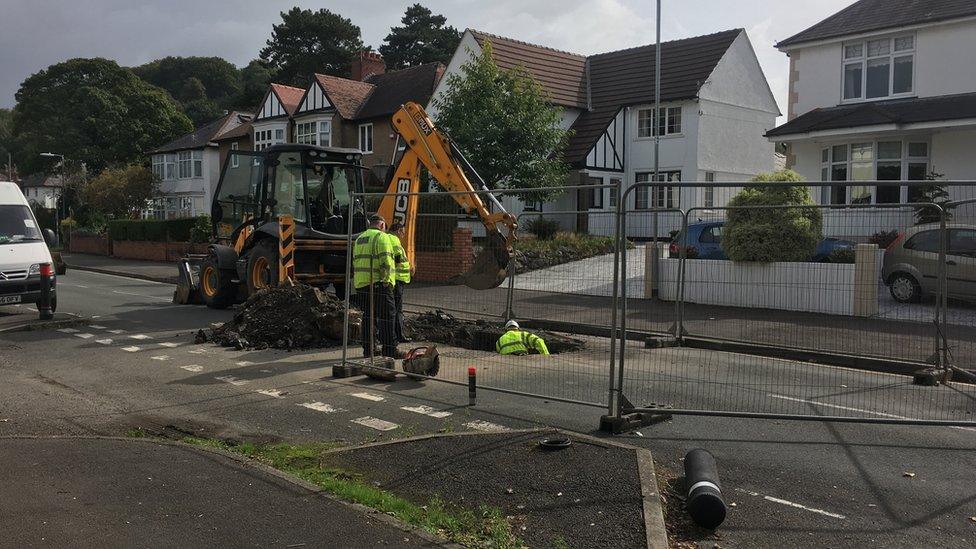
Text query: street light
39 152 67 240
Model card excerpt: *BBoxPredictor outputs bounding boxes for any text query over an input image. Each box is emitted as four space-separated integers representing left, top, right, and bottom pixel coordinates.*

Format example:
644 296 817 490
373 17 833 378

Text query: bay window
819 140 929 204
296 122 317 145
152 155 163 179
164 154 177 180
635 171 680 209
319 120 332 147
843 34 914 101
192 150 203 177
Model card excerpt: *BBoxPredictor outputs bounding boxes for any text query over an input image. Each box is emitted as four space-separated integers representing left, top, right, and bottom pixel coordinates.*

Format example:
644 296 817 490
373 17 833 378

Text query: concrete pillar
853 243 879 317
644 243 666 299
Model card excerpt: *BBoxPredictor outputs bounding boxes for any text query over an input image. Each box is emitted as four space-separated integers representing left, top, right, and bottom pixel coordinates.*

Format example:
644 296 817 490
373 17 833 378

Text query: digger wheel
200 255 237 309
247 239 278 296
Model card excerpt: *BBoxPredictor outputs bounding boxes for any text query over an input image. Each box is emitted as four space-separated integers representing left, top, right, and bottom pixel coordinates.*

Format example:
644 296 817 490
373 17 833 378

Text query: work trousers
355 283 397 358
393 282 408 342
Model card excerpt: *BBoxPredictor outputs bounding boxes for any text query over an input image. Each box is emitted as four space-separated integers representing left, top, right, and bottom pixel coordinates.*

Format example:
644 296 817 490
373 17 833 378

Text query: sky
0 0 857 119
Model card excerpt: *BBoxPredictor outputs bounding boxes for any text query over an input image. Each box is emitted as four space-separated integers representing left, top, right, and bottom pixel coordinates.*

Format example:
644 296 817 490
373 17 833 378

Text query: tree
431 42 570 202
237 59 277 108
722 170 822 263
0 108 13 178
379 4 461 70
12 58 192 174
260 7 364 85
132 56 243 125
84 165 158 218
911 171 952 225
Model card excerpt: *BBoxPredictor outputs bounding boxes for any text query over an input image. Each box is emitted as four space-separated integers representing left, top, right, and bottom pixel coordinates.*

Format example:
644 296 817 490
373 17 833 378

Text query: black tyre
889 272 921 303
246 239 278 296
201 255 237 309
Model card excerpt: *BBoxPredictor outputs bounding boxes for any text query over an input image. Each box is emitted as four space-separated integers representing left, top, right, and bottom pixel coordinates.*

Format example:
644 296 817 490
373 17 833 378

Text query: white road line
78 270 170 285
211 322 223 328
180 365 203 372
349 392 385 402
257 389 287 399
236 361 255 367
351 416 398 431
129 334 152 340
89 324 106 329
158 342 179 348
769 393 976 433
111 290 171 302
462 420 509 432
108 329 126 335
215 375 248 386
95 339 113 345
300 402 344 413
402 405 452 418
73 333 94 339
150 355 171 361
121 346 141 352
57 328 80 334
734 488 846 520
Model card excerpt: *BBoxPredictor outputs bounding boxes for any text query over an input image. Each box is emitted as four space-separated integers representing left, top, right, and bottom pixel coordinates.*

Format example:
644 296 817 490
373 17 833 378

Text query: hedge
107 217 209 242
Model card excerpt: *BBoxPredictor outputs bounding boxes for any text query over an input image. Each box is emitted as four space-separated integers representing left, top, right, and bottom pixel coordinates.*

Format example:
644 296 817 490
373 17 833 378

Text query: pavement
0 437 443 548
4 266 976 547
62 253 179 284
0 306 85 333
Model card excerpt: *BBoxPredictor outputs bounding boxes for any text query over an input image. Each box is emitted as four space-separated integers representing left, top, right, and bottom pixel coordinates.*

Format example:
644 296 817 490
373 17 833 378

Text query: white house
148 111 252 219
19 174 62 209
767 0 976 237
430 28 780 237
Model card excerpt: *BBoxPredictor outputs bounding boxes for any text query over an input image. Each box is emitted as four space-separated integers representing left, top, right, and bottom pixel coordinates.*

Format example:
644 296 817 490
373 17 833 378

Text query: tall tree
379 4 461 70
84 164 158 218
12 58 192 174
260 7 364 86
237 59 277 108
132 56 243 125
0 108 13 178
432 42 570 201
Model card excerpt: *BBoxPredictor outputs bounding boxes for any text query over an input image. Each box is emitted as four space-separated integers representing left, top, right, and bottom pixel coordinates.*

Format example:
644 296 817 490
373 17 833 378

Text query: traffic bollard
468 366 476 406
684 448 727 530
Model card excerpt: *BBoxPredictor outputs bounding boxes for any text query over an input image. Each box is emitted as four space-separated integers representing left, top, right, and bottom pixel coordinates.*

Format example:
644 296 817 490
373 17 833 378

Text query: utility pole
651 0 662 247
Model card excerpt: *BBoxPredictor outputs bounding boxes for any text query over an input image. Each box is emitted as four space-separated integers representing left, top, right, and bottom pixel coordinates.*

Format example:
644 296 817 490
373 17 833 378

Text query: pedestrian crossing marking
351 416 398 431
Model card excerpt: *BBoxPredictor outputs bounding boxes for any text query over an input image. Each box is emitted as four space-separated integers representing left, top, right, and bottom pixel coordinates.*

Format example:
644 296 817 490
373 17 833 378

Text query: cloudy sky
0 0 856 118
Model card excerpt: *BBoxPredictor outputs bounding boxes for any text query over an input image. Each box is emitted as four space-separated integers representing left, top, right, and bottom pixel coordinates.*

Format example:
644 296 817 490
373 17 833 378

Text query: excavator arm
377 102 517 290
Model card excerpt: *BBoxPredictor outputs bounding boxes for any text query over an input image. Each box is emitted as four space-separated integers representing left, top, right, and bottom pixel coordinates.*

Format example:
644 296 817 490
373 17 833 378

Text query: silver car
882 223 976 303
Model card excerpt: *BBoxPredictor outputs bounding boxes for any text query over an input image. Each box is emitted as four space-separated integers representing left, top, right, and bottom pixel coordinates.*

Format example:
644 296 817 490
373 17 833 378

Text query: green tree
431 42 570 201
237 59 277 108
84 164 158 218
260 7 365 85
911 171 952 225
12 58 192 174
722 170 822 263
132 56 242 125
379 4 461 70
0 108 13 178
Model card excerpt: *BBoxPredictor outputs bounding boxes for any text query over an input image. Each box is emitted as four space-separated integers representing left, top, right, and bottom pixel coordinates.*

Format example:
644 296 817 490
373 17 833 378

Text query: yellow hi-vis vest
353 228 395 289
389 233 411 284
495 329 550 356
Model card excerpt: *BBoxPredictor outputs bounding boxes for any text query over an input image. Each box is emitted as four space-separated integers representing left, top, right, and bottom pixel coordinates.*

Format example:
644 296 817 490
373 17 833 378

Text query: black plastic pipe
684 448 727 529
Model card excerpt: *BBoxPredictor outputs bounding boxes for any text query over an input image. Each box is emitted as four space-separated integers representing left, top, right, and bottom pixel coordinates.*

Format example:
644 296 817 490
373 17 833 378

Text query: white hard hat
505 320 520 329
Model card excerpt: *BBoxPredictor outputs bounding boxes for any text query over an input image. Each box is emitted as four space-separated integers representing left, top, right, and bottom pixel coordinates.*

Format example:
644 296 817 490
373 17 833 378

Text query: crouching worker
495 320 550 356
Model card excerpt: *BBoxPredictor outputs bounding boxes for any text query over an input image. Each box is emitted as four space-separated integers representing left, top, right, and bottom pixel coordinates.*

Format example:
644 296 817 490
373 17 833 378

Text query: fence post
937 207 949 371
607 188 624 418
676 210 690 343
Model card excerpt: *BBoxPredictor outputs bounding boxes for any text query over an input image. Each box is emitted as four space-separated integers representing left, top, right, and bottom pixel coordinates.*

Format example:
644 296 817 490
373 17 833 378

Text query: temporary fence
339 180 976 428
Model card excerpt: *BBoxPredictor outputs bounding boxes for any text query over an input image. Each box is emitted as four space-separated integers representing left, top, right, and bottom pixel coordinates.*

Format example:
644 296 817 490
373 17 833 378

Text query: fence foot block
912 367 948 386
600 406 673 434
645 336 679 349
333 363 364 378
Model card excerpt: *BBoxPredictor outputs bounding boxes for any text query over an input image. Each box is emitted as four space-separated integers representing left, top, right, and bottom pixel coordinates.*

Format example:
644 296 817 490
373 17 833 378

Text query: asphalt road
1 269 975 548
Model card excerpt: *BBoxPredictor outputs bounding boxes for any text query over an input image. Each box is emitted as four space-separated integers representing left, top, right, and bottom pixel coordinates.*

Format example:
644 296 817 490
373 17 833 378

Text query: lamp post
39 152 66 240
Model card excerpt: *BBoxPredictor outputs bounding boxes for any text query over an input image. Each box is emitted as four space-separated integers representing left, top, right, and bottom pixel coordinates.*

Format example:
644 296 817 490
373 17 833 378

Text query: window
904 230 940 253
192 150 203 178
589 177 603 209
523 201 542 212
275 129 284 143
231 142 239 168
949 229 976 258
152 155 164 179
296 122 316 145
821 140 930 204
699 225 722 244
704 172 715 208
164 154 177 180
637 106 682 138
319 120 332 147
609 178 620 208
635 171 680 209
843 34 914 101
359 123 373 154
178 151 192 179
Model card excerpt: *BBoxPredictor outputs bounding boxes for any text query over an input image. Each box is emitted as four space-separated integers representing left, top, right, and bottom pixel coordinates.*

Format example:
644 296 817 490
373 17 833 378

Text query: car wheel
889 273 921 303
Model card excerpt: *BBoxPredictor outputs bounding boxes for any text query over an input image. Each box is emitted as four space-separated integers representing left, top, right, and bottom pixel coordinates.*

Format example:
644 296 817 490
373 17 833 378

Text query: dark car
669 220 855 262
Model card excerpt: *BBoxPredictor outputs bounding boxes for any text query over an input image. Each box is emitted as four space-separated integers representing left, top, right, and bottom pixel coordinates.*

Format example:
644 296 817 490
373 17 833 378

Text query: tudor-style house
767 0 976 235
430 28 780 237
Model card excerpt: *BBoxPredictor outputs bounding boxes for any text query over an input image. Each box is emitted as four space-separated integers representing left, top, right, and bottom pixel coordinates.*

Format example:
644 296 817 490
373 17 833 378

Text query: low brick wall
414 228 474 283
111 241 208 262
69 233 112 256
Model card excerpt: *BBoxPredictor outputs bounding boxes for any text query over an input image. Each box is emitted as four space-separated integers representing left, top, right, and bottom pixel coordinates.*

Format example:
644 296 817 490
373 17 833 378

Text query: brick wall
110 241 208 262
414 228 474 282
69 234 112 256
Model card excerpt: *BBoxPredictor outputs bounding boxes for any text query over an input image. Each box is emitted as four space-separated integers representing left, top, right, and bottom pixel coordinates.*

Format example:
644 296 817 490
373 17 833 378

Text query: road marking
188 349 208 355
257 389 287 399
352 416 398 431
57 328 79 334
300 402 343 413
73 333 94 339
180 365 203 372
211 322 223 328
111 290 171 302
236 361 255 367
402 405 452 418
79 270 170 285
130 334 152 340
158 342 179 348
734 488 846 519
350 392 385 402
215 375 248 386
121 346 141 353
108 329 126 334
89 324 106 329
95 339 113 345
462 420 509 432
150 355 171 361
769 393 976 433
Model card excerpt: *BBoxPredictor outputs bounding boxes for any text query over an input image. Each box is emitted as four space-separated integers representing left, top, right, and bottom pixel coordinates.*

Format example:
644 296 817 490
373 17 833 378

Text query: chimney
350 50 385 81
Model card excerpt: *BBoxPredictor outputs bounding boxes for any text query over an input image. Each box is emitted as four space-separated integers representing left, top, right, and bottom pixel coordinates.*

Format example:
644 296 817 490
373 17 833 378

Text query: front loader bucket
173 257 204 304
454 231 511 290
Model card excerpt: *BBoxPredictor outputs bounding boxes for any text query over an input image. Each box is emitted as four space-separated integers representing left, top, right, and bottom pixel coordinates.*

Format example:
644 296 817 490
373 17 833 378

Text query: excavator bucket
173 257 204 305
455 230 511 290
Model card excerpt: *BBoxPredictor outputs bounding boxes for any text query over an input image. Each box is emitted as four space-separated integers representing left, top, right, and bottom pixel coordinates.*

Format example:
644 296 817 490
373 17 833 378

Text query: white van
0 181 58 319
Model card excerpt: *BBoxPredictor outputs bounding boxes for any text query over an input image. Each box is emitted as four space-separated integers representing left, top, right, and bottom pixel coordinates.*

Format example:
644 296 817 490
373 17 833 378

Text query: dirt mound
205 284 352 350
405 310 585 354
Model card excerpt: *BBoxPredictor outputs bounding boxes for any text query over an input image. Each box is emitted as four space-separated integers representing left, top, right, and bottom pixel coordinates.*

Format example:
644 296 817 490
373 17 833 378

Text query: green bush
722 170 822 263
525 217 561 241
59 218 78 247
190 216 212 243
107 217 209 242
827 248 855 264
166 217 198 242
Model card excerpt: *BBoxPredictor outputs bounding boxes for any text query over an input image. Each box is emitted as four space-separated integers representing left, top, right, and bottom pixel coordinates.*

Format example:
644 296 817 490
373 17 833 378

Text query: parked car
0 181 58 319
882 223 976 303
668 220 855 262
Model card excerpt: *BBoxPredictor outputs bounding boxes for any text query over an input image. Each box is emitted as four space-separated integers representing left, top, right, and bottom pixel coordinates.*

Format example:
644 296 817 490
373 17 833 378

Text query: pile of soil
405 310 585 354
201 284 351 350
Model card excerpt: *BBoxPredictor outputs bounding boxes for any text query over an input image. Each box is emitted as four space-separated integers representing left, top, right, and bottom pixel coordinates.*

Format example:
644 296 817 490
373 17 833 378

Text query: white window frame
635 171 681 209
609 178 620 209
637 106 682 138
842 34 915 103
819 140 930 204
177 151 192 179
319 119 332 147
704 172 715 208
152 155 164 179
359 123 374 154
230 142 239 168
191 150 203 178
164 154 177 180
296 121 318 145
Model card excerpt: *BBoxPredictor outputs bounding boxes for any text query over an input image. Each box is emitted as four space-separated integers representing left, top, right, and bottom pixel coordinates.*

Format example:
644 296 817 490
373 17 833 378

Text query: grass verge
179 436 522 548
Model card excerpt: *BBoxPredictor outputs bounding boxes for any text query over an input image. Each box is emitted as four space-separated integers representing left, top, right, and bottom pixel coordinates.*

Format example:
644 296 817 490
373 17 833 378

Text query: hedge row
107 217 205 242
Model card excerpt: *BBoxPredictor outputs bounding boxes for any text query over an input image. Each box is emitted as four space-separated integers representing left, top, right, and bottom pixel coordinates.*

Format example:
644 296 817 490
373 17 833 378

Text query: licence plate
0 295 23 305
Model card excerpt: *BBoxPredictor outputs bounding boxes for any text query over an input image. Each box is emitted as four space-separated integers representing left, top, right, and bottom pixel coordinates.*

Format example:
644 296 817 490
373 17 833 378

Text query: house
240 52 444 185
148 111 252 218
429 28 781 237
767 0 976 236
19 174 63 209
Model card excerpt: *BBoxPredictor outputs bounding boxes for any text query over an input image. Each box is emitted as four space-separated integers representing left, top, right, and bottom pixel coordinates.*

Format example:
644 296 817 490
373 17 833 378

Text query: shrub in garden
827 248 855 264
525 217 561 241
722 170 822 263
190 216 212 243
869 230 900 249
